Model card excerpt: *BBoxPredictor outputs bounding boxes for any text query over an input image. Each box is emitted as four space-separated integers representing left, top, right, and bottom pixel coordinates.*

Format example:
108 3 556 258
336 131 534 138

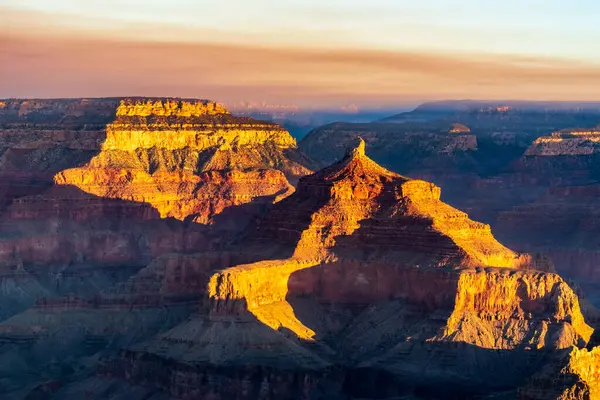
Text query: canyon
0 96 305 396
300 103 600 302
0 98 598 399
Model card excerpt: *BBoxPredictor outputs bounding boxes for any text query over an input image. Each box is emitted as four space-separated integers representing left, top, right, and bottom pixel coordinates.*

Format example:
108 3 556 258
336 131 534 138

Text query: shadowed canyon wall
0 99 598 399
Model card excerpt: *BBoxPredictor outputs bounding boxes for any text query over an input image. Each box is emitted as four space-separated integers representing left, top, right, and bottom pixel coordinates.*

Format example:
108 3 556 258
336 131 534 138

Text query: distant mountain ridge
386 100 600 115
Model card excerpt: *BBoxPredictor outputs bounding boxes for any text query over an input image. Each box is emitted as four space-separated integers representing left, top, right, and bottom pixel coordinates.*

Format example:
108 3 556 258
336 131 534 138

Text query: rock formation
54 98 312 224
525 131 600 157
491 130 600 312
300 121 479 173
1 100 598 399
519 346 600 399
0 97 313 322
299 104 600 316
43 139 593 400
205 139 588 344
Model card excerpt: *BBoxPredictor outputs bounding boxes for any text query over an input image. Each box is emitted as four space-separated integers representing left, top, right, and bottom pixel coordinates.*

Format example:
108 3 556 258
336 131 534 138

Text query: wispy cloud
2 7 600 106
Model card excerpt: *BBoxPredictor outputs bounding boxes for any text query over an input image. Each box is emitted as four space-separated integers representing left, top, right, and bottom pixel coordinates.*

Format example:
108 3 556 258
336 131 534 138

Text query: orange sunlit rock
526 130 600 156
54 98 312 223
519 346 600 399
207 139 591 346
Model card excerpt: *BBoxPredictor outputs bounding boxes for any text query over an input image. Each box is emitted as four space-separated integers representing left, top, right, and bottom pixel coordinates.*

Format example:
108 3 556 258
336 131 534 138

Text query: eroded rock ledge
526 130 600 156
77 140 595 399
52 98 313 223
519 346 600 399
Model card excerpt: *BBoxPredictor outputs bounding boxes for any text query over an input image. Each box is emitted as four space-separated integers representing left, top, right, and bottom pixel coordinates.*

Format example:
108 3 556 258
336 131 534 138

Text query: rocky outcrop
54 98 312 224
519 346 600 399
244 138 533 268
301 102 600 178
525 131 600 156
1 100 599 399
299 122 478 173
299 106 600 313
491 132 600 288
0 97 320 398
0 97 313 327
83 140 594 399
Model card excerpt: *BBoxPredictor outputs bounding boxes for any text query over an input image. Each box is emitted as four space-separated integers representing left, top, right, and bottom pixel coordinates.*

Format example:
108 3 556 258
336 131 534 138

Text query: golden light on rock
54 99 311 223
206 139 592 347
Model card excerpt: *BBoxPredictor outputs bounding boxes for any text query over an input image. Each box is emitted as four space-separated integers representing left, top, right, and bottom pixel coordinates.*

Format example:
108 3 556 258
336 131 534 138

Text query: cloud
1 7 600 106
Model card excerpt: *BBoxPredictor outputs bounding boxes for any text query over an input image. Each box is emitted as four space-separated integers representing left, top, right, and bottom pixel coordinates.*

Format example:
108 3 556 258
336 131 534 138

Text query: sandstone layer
0 97 318 398
69 139 595 400
1 100 598 399
300 105 600 312
525 131 600 157
0 98 313 325
54 98 313 224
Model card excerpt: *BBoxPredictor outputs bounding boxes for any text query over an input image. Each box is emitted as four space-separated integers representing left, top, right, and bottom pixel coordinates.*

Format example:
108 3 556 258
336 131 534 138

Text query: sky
1 0 600 108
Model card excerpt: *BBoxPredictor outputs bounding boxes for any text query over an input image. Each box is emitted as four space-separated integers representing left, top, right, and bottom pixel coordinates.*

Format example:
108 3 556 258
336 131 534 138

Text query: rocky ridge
54 98 312 224
0 100 598 399
57 139 595 400
0 97 313 333
525 131 600 156
300 122 478 172
299 104 600 310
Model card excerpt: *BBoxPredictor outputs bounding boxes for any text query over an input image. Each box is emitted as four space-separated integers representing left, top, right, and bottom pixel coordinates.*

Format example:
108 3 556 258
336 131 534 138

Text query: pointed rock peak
348 137 366 158
312 137 406 182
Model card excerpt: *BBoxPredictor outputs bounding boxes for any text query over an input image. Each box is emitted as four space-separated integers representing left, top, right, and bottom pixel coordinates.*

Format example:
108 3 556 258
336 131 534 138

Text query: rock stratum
54 98 312 224
300 103 600 311
0 99 597 399
0 97 313 327
13 139 590 400
525 131 600 157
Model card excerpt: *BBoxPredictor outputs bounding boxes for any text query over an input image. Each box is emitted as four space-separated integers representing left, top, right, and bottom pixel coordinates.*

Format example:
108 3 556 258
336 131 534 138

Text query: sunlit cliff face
53 99 311 224
207 140 593 348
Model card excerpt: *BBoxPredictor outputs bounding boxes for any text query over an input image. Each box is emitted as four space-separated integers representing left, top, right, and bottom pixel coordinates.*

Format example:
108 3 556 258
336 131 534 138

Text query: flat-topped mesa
105 98 297 152
525 130 600 156
48 97 313 223
101 123 297 152
115 99 228 118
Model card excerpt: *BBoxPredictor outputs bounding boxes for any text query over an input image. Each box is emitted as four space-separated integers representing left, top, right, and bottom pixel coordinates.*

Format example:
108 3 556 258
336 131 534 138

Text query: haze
2 0 600 107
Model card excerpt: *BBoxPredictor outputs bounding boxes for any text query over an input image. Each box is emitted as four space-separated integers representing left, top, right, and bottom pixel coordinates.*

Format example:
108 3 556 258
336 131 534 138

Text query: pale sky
1 0 600 107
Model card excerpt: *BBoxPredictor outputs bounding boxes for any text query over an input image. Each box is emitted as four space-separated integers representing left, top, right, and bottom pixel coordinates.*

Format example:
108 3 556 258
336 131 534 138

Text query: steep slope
298 120 519 225
0 97 317 397
0 98 117 208
76 139 595 400
519 346 600 400
54 98 313 224
0 98 313 322
300 104 600 312
244 138 534 268
492 130 600 309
